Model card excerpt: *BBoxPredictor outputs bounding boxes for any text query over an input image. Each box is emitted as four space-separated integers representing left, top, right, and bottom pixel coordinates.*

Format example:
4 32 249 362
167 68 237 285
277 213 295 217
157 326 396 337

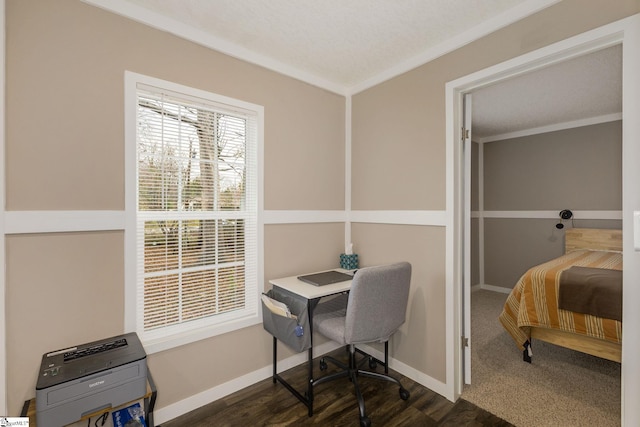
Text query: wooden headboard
565 228 622 253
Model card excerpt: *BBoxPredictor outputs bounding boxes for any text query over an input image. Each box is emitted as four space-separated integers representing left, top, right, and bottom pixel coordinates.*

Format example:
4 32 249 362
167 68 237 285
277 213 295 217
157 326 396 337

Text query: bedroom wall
351 0 637 387
4 0 345 414
4 0 640 422
479 120 622 290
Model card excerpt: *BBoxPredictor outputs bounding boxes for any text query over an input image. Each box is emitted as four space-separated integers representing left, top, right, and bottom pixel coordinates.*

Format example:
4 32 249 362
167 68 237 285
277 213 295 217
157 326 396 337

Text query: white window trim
124 71 264 354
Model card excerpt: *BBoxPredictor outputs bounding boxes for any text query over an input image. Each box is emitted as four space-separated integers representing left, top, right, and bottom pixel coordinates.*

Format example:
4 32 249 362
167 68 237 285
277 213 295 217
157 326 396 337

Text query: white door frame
445 13 640 425
462 93 472 385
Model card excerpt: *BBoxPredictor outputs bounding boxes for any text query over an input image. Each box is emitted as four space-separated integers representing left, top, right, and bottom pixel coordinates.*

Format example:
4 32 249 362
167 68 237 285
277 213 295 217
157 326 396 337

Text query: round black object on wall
556 209 573 229
560 209 573 220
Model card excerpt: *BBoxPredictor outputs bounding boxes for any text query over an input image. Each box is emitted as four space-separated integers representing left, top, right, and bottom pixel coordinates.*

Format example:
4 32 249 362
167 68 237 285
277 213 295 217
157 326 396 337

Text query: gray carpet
462 289 621 427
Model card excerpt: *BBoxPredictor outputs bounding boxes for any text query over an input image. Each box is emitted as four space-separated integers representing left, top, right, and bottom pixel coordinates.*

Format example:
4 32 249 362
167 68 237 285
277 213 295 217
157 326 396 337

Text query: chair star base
313 344 410 427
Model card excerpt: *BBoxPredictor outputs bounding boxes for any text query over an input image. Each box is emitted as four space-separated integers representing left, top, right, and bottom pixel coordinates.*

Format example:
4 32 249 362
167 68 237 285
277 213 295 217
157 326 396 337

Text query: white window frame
124 71 264 354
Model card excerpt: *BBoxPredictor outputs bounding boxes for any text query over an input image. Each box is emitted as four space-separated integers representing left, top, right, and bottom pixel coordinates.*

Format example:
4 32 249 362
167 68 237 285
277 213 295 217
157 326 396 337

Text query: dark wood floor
159 348 513 426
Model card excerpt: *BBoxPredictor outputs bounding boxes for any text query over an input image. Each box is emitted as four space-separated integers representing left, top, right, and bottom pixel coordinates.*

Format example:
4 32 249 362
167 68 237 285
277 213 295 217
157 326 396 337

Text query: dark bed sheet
558 266 622 321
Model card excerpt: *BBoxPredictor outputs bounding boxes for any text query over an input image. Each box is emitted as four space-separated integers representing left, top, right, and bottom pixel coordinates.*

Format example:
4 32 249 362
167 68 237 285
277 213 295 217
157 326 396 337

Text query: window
125 72 263 353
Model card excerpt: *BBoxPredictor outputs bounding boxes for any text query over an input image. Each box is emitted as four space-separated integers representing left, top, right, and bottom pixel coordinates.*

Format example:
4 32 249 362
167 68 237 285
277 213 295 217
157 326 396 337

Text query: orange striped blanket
499 249 622 350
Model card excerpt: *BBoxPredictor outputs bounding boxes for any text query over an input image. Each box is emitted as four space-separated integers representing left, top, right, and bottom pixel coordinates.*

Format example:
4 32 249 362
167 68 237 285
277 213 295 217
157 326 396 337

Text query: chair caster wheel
360 416 371 427
320 359 327 371
368 357 377 369
399 387 410 400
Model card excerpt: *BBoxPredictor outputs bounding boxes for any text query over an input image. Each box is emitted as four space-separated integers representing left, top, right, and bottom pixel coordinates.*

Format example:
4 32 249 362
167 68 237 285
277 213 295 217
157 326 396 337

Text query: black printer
36 332 147 427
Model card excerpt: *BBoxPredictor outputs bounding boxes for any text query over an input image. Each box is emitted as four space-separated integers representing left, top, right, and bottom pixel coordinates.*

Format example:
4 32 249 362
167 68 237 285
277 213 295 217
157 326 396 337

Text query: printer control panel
63 338 127 362
40 338 128 382
36 333 146 390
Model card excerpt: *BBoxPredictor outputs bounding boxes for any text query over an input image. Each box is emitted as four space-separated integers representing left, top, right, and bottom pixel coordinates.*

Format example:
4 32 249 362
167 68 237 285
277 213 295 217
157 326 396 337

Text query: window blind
135 84 258 343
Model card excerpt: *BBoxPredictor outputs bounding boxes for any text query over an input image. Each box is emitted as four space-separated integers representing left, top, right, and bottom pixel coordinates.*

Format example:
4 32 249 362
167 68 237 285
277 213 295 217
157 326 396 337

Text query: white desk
267 269 354 417
269 269 353 299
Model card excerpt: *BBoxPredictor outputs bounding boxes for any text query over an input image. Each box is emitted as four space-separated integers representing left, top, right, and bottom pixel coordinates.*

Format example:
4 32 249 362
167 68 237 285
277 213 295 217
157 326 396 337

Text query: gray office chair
312 262 412 427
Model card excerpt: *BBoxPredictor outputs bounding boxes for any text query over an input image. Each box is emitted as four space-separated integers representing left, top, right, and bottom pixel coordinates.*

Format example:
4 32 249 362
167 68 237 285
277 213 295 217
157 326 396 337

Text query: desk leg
273 336 278 383
307 346 314 417
306 297 321 417
269 292 322 418
272 338 313 414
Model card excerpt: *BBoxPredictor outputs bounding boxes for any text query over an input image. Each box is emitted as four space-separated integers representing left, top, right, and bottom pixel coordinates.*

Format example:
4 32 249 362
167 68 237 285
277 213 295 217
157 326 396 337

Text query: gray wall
474 120 622 290
484 121 622 210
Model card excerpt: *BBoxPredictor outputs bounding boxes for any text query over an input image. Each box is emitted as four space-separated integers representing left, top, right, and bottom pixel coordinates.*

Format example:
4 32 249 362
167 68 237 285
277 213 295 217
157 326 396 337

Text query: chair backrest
344 262 412 345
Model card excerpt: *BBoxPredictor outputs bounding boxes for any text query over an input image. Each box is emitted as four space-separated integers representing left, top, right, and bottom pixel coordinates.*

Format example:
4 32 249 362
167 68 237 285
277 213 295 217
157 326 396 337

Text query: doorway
462 47 623 426
445 13 640 424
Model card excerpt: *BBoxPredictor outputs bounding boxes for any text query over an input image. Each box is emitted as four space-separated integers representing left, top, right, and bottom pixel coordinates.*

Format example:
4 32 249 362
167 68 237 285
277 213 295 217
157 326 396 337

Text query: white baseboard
478 283 512 294
357 343 450 401
154 341 342 424
154 340 450 424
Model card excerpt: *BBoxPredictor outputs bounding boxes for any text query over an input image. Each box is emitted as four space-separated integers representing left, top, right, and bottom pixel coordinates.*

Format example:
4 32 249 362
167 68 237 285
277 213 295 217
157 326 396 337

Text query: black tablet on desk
297 270 354 286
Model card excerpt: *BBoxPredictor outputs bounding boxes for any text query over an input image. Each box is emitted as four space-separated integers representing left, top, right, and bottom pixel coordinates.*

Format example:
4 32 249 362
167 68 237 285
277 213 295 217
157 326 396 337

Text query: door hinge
462 336 469 348
461 128 470 141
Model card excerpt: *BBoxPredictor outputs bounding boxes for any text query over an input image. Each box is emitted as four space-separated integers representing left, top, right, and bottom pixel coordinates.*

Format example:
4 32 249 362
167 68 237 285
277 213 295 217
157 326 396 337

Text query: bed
498 228 622 363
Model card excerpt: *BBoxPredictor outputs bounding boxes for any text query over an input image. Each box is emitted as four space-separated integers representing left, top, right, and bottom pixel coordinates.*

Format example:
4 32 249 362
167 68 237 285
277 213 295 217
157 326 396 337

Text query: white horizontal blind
135 83 258 344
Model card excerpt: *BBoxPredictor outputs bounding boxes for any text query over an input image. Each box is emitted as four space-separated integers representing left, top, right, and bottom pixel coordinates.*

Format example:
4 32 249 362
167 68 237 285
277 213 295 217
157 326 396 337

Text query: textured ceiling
472 44 622 141
96 0 546 90
83 0 621 139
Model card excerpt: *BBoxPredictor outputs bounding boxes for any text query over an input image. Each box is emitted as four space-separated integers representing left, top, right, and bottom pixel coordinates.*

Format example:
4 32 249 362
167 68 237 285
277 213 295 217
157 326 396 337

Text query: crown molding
81 0 560 96
476 112 622 143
